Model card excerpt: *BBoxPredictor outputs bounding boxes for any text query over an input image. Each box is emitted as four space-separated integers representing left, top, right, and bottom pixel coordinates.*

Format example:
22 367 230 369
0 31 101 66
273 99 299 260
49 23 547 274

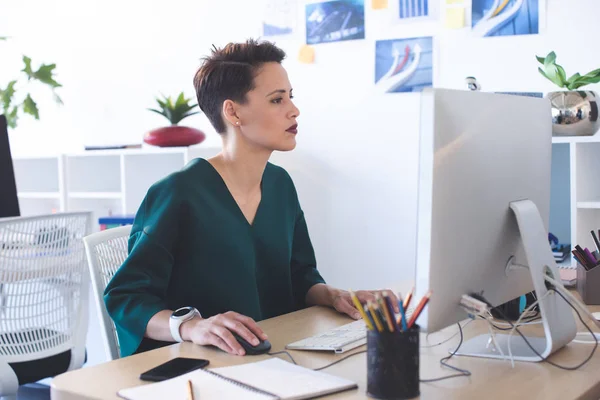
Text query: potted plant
0 36 63 129
144 92 206 147
536 51 600 136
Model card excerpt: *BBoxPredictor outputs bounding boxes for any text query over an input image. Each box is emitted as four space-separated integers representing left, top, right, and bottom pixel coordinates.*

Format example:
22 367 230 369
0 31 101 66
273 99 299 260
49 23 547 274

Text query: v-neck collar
200 158 266 228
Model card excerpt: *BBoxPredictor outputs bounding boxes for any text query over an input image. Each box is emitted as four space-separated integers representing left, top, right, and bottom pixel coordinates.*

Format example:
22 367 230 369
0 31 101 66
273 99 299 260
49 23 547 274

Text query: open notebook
117 358 358 400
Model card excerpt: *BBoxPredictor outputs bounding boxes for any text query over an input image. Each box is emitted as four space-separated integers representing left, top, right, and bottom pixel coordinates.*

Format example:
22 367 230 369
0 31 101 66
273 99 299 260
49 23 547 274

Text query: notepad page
213 358 358 400
117 368 275 400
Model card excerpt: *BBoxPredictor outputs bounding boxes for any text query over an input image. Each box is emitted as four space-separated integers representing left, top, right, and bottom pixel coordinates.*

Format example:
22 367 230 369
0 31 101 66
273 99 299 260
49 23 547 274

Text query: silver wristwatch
169 306 201 342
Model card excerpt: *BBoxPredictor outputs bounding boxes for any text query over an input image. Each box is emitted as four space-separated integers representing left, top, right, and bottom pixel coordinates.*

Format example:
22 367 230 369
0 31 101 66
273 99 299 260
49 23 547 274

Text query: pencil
367 300 385 332
397 293 409 331
350 290 375 330
403 286 414 310
383 292 401 332
407 291 432 329
376 293 395 332
187 379 194 400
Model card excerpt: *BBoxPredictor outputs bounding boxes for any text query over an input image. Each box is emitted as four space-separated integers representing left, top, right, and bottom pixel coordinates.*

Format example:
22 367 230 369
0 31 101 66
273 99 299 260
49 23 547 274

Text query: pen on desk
187 380 194 400
383 292 401 332
367 300 385 332
397 293 409 332
350 290 374 330
592 230 600 253
403 286 414 310
407 291 432 329
377 293 395 332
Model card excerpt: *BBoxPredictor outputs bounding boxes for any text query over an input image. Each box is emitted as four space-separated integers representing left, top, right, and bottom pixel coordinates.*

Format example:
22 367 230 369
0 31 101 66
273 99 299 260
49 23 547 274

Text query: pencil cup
576 262 600 305
366 325 420 400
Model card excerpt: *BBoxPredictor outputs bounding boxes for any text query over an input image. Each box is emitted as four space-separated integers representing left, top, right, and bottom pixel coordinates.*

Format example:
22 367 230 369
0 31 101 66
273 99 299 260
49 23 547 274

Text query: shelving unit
12 146 220 230
551 134 600 268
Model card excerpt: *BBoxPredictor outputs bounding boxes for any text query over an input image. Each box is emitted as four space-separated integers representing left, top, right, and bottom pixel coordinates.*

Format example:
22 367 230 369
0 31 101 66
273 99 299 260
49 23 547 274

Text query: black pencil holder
366 325 420 400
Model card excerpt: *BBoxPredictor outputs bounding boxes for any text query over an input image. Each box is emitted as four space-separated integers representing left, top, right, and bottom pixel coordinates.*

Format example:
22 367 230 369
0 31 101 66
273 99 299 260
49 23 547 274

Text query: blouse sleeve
290 208 326 309
103 178 182 357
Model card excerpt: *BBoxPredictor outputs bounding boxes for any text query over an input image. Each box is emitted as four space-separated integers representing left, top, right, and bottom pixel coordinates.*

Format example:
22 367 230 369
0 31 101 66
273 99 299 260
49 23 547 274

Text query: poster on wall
305 0 365 45
263 0 297 37
472 0 539 37
375 37 433 93
398 0 429 19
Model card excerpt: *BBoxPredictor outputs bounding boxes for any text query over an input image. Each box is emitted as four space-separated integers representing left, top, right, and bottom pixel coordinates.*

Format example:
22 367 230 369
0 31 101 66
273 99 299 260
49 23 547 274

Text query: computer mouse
232 332 272 355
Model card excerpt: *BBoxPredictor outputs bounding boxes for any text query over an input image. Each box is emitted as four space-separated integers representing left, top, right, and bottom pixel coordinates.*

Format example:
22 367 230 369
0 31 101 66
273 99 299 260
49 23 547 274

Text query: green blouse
103 158 326 357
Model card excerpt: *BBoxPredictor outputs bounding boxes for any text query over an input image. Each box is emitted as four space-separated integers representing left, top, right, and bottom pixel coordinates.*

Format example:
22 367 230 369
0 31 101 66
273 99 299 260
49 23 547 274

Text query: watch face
173 307 192 318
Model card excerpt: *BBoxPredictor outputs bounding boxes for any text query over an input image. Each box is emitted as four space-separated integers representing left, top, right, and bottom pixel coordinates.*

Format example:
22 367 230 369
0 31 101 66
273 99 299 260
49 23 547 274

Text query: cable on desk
421 319 473 348
268 350 297 365
481 289 598 371
420 322 472 383
313 350 367 371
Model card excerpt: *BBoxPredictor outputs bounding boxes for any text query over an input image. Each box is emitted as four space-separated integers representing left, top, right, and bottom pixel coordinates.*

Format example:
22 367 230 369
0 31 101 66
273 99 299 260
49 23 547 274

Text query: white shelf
17 192 61 199
577 202 600 209
552 135 600 144
68 192 123 199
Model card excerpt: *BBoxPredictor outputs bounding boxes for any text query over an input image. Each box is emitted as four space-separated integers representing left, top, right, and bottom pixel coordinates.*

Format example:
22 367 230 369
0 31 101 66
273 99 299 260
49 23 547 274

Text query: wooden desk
52 304 600 400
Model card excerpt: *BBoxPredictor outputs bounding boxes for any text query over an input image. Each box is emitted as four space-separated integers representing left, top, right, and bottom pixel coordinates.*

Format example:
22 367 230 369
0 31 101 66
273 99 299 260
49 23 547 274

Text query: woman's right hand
180 311 268 356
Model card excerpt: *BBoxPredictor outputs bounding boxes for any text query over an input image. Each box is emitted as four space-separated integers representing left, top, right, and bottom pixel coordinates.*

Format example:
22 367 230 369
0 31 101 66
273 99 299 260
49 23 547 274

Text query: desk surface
52 304 600 400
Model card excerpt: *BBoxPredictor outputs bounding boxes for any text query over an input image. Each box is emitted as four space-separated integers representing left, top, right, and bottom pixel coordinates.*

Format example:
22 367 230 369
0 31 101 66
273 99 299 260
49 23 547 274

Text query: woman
104 39 399 358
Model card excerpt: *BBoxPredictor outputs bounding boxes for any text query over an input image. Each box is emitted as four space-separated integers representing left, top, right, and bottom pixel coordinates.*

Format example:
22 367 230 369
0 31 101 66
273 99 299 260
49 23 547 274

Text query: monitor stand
454 199 577 362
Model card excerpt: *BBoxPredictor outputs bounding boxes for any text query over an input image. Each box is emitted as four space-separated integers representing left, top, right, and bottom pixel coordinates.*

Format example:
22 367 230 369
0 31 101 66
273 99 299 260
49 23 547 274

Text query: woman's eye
271 98 283 104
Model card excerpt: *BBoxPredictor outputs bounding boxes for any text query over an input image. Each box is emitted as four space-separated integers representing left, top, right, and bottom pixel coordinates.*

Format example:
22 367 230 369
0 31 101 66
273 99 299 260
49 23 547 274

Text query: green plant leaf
53 92 64 105
567 73 581 85
33 64 62 88
556 64 567 87
5 106 18 129
0 36 8 41
0 80 17 111
535 55 545 64
542 64 565 87
579 68 600 81
22 94 39 119
22 55 33 77
147 108 168 118
544 51 556 67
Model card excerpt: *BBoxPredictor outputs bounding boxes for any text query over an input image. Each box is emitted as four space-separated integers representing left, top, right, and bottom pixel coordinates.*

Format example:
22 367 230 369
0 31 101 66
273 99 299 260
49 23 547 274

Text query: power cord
481 289 598 370
420 322 472 383
267 350 297 365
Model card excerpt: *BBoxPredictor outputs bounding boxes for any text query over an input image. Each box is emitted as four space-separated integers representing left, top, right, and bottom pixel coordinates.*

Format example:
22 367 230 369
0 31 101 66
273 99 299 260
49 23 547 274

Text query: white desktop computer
414 88 576 362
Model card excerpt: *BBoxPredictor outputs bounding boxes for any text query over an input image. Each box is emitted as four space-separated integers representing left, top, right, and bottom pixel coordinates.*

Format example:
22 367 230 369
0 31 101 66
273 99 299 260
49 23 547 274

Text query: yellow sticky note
298 45 315 64
445 6 465 29
446 0 464 4
372 0 388 10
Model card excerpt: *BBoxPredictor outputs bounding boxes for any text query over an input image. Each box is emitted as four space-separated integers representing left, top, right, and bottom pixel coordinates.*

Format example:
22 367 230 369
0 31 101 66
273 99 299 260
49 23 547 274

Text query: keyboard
286 307 415 354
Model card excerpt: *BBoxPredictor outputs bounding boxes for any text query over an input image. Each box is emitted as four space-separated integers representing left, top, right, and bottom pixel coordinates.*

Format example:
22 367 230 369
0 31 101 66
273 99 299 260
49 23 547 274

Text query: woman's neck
214 134 271 195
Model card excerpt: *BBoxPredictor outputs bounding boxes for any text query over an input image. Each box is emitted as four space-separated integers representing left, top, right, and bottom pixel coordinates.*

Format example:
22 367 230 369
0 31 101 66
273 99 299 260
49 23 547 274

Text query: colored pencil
407 291 432 329
368 300 385 332
377 293 395 332
349 289 374 330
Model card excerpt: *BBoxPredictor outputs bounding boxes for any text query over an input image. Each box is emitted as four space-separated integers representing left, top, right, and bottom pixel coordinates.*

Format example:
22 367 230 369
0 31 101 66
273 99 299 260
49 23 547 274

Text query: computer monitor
413 89 576 362
0 115 20 218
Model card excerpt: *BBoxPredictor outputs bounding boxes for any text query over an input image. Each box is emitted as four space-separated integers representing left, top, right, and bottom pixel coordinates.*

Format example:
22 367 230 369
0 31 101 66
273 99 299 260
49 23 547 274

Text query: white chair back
83 225 131 360
0 212 92 397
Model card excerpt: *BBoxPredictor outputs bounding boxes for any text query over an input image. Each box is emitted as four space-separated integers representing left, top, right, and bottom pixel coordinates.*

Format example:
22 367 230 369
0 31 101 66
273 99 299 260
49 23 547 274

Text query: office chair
83 225 131 361
0 212 92 400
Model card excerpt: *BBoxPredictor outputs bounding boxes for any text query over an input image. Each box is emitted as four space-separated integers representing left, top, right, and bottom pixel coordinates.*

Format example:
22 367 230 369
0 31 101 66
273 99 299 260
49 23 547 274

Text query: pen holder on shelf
367 325 420 400
576 262 600 305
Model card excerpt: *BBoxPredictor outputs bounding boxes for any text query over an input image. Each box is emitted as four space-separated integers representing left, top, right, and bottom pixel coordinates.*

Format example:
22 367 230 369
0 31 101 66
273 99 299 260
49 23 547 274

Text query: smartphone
139 357 210 382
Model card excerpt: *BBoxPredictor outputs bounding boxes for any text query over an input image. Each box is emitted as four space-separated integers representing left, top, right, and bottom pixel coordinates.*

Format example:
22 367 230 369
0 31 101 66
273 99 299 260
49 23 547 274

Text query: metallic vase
547 91 600 136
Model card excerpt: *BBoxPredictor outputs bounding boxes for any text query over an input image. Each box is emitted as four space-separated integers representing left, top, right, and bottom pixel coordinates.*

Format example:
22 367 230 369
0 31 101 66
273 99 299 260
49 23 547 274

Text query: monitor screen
0 115 20 218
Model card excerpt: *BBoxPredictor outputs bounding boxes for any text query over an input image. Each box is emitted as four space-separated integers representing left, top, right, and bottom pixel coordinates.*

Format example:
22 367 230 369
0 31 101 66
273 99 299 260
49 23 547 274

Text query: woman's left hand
331 289 400 320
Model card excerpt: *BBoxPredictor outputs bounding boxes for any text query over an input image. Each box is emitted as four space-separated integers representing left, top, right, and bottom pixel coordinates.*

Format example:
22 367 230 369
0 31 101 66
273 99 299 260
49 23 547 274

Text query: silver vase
547 90 600 136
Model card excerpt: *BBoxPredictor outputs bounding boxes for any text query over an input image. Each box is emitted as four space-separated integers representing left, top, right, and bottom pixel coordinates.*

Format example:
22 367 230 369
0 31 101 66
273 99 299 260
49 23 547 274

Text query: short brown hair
193 39 286 133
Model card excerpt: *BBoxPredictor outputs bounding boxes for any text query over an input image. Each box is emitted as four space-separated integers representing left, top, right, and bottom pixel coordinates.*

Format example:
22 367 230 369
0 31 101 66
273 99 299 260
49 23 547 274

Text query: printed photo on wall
263 0 297 37
399 0 429 19
305 0 365 45
375 37 433 93
472 0 539 37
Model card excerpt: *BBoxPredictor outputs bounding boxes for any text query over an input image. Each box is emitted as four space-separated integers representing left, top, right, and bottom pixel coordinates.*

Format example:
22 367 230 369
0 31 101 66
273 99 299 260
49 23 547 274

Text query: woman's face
234 62 300 152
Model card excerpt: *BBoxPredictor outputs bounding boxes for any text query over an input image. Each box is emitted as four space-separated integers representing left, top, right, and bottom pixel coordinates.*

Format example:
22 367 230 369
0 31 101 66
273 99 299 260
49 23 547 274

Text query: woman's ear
222 100 241 127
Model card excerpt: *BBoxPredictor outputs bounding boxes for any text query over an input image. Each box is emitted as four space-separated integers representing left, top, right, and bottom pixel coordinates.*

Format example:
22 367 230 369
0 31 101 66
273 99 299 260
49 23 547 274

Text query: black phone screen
139 357 210 382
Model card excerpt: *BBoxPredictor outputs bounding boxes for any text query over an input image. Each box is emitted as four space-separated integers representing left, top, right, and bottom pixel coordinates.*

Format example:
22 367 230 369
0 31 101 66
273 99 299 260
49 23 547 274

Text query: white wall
2 0 599 362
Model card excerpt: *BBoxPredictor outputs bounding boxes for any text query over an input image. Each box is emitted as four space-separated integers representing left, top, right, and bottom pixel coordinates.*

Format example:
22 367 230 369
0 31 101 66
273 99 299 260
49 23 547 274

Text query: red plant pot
143 126 206 147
